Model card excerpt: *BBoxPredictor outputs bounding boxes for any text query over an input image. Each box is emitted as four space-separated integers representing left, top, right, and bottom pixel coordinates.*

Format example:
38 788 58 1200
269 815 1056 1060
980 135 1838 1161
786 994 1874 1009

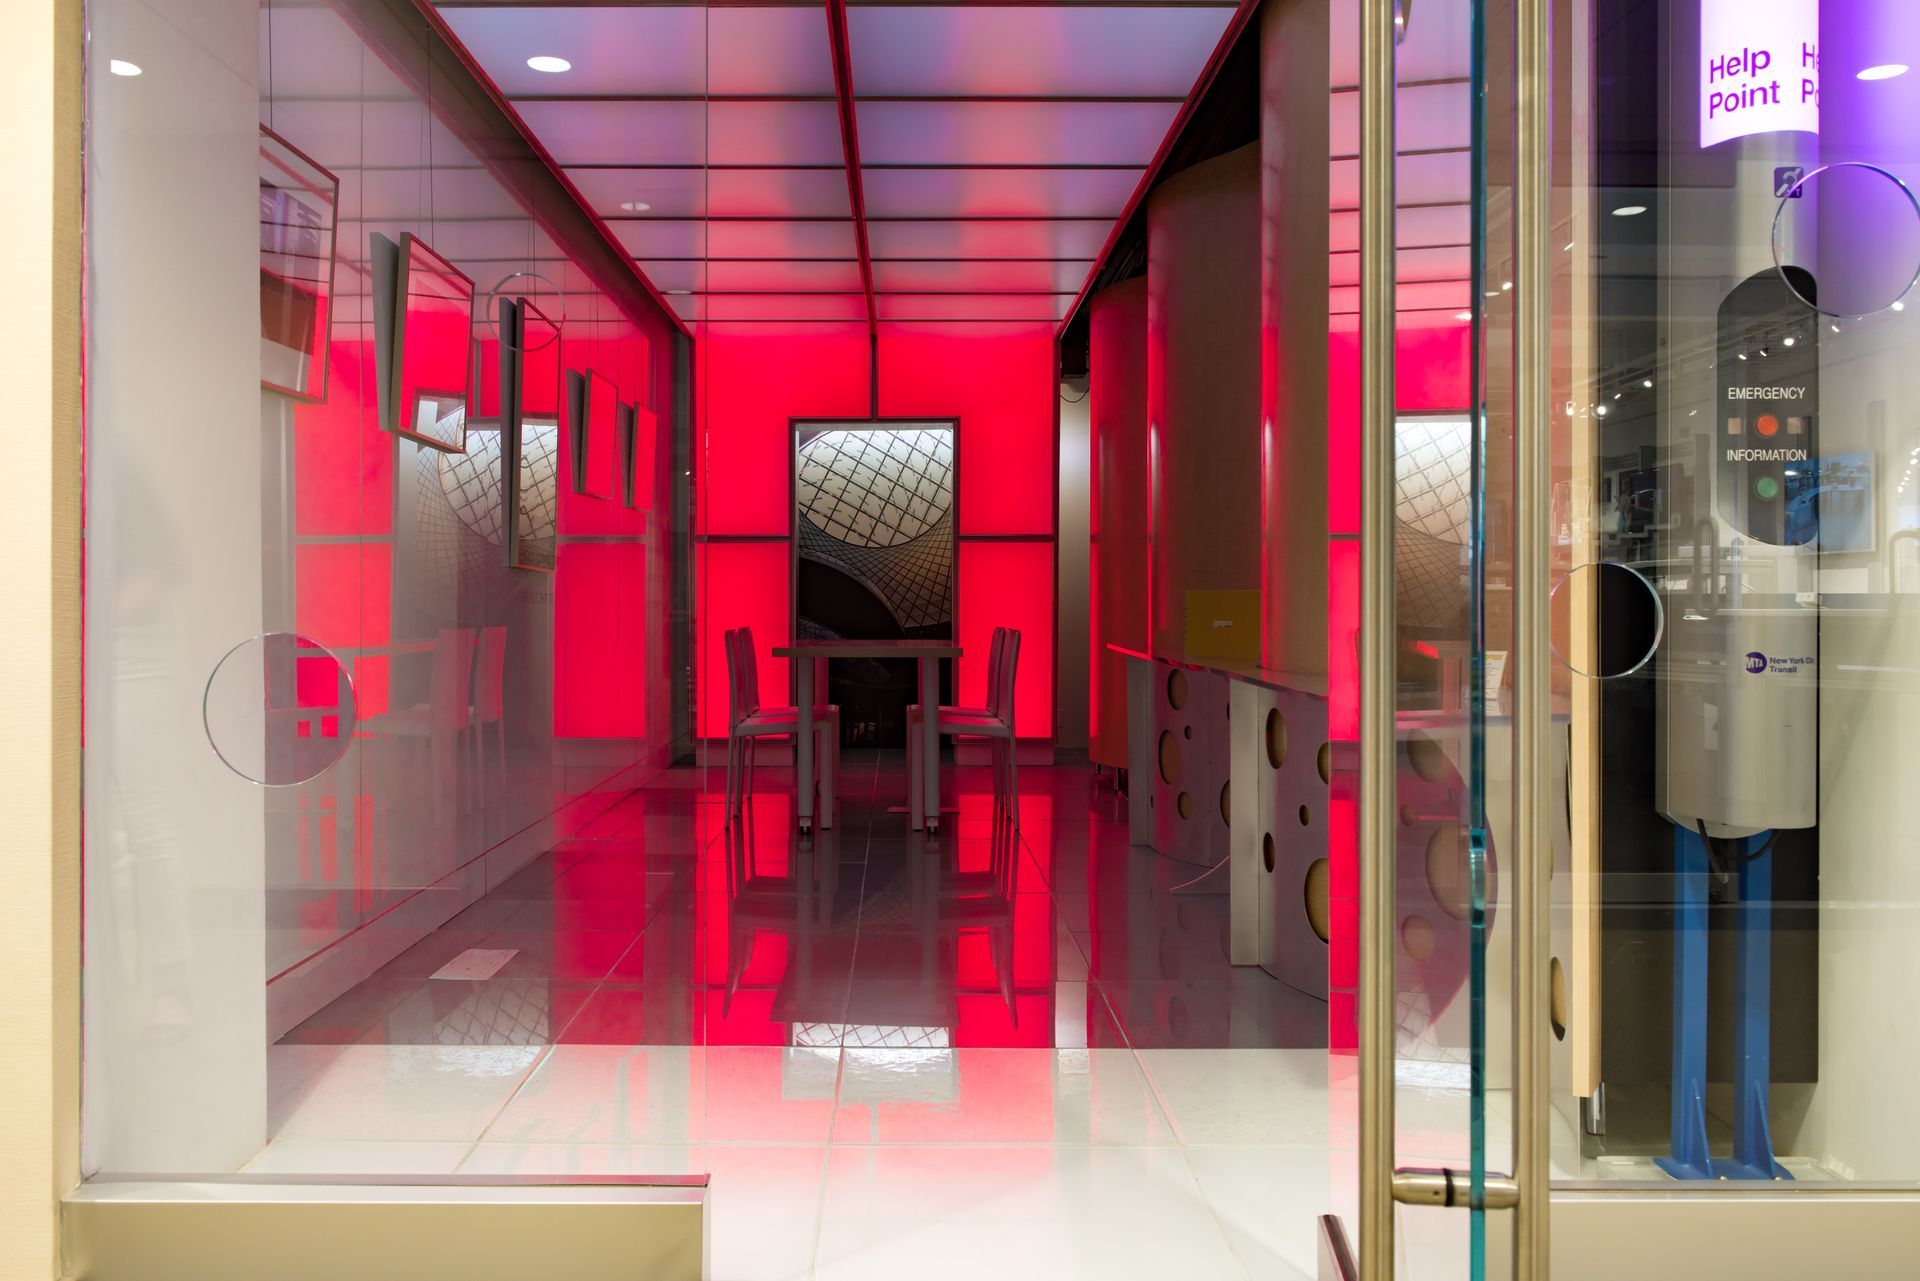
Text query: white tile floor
258 1043 1371 1280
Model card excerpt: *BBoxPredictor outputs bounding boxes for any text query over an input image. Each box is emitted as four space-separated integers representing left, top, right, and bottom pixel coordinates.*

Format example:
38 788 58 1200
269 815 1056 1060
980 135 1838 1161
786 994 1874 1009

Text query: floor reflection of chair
843 822 1025 1033
719 815 840 1019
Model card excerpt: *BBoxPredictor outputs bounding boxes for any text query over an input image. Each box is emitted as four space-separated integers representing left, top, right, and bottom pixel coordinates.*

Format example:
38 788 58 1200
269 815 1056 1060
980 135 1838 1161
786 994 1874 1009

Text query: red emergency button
1756 413 1780 437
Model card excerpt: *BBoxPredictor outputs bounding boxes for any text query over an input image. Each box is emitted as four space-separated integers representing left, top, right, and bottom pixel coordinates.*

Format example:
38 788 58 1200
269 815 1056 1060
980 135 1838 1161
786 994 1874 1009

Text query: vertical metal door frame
1355 0 1553 1274
1511 0 1553 1272
1355 0 1397 1274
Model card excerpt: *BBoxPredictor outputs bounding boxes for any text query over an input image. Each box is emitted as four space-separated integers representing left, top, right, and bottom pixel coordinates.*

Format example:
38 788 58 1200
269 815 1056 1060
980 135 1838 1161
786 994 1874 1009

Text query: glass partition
83 0 687 1175
1546 0 1920 1195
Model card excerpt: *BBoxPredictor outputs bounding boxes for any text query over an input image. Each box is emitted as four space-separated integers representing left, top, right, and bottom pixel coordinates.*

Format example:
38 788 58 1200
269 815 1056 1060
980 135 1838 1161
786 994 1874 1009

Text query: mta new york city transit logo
1745 651 1769 674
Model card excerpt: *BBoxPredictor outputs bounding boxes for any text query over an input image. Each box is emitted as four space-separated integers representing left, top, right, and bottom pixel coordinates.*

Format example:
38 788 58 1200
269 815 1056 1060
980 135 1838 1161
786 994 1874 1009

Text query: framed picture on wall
376 232 476 453
504 298 561 573
258 125 339 403
570 369 618 500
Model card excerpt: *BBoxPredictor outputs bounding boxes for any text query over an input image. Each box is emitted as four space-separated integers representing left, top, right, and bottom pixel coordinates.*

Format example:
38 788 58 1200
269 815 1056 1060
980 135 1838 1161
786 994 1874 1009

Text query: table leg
919 655 941 834
796 653 815 833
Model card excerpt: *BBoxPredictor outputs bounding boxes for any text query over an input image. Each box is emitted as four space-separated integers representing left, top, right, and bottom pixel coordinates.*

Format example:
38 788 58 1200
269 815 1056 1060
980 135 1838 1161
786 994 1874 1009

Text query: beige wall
0 0 84 1273
1146 143 1263 660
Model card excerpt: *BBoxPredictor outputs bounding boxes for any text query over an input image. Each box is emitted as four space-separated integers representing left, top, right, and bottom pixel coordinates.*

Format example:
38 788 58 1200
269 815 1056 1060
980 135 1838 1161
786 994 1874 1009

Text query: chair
470 625 508 802
368 626 478 823
907 627 1021 829
724 626 841 827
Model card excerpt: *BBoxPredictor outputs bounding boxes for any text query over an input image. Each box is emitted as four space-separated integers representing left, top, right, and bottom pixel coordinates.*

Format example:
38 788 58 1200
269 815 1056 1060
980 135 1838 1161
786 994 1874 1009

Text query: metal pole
1357 0 1397 1276
1513 0 1553 1272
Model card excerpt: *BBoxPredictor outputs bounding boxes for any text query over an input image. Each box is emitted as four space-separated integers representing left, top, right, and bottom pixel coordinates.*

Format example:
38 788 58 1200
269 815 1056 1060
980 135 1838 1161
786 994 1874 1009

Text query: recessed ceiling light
108 59 141 76
619 201 651 213
1595 404 1609 417
1895 300 1908 312
1642 378 1653 388
1454 311 1472 321
526 55 572 73
1858 64 1909 81
1501 280 1512 291
1564 241 1575 251
1612 205 1647 217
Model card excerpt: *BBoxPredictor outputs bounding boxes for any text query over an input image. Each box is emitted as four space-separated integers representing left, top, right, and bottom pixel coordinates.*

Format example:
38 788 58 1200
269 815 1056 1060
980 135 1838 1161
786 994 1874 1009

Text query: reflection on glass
203 633 358 786
572 368 618 499
1773 160 1920 318
508 298 561 572
389 233 476 452
258 126 338 403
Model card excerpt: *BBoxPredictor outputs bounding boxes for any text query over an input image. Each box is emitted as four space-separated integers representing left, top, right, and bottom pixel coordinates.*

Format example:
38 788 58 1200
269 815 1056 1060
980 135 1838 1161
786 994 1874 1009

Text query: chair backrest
723 627 744 729
995 628 1022 730
736 625 763 713
431 627 479 731
475 626 508 721
982 626 1007 717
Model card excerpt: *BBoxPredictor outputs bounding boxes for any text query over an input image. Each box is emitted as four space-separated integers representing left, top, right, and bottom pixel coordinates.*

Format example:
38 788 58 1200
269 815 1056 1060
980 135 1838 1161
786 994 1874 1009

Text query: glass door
1349 0 1544 1274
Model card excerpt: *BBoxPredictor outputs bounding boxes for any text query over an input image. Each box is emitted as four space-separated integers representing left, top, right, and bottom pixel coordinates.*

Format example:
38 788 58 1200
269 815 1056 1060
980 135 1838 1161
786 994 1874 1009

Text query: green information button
1755 475 1781 501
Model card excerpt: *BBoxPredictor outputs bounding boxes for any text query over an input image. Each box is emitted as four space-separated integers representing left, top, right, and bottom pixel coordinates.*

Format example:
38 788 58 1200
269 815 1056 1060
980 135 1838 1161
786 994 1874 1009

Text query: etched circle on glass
1549 561 1664 679
204 633 357 785
480 270 567 351
1773 161 1920 317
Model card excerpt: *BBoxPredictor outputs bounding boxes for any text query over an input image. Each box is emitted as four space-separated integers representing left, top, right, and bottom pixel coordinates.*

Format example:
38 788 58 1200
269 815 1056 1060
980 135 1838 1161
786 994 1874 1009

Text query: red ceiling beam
824 0 878 339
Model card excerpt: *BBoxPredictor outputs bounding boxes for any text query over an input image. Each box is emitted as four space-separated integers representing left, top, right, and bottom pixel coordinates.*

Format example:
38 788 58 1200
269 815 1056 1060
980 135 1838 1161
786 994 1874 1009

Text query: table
772 638 964 835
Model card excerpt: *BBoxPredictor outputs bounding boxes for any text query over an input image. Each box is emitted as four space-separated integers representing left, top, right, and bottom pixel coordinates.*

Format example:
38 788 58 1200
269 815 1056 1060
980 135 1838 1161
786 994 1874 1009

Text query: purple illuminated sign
1700 0 1820 149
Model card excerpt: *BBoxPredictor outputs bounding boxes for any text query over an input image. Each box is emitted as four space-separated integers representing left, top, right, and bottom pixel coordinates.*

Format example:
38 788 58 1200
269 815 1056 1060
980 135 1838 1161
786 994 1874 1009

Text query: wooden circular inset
1298 804 1311 826
1157 731 1182 785
1304 857 1331 941
1425 823 1471 921
1220 781 1232 826
1406 734 1450 783
1317 742 1332 784
1177 790 1194 820
1167 668 1189 710
1262 832 1276 874
1400 803 1420 826
1550 956 1568 1041
1265 708 1287 769
1401 914 1436 962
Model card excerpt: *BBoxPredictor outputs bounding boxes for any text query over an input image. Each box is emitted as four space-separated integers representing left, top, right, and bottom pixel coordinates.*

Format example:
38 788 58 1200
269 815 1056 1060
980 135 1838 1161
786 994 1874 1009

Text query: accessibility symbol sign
1774 166 1807 199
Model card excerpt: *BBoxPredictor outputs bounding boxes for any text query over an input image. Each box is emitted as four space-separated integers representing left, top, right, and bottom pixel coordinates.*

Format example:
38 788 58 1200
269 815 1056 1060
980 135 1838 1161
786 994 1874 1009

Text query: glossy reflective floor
264 757 1353 1279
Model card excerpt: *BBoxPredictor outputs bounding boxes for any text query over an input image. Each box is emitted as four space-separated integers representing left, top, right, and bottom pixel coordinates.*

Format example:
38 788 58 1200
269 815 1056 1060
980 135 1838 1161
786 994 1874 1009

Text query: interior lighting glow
1612 205 1647 217
1642 378 1654 387
526 55 572 73
1858 64 1909 81
1454 311 1473 321
619 201 651 213
108 59 142 76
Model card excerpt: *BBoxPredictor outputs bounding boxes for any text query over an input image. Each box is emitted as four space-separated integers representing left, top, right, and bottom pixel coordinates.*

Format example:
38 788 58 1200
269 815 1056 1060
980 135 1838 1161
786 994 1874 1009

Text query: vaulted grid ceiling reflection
433 0 1241 328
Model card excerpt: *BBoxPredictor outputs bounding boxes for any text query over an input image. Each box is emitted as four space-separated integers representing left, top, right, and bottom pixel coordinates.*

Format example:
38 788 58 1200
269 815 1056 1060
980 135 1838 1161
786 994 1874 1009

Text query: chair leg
725 736 740 822
1006 739 1020 830
819 724 837 830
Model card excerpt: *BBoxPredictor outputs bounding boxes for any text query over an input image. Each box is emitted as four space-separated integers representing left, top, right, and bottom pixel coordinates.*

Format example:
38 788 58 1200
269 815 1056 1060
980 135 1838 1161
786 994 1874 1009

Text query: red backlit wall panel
877 330 1055 537
554 541 645 737
697 326 1060 744
696 539 793 739
698 329 871 536
958 540 1054 739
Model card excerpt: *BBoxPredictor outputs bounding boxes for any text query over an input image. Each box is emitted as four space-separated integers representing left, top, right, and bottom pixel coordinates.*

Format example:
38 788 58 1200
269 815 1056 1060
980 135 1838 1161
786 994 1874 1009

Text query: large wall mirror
793 420 957 746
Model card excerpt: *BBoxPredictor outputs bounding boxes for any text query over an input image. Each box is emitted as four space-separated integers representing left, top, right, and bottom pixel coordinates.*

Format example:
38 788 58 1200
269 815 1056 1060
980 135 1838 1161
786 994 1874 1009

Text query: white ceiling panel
847 6 1231 98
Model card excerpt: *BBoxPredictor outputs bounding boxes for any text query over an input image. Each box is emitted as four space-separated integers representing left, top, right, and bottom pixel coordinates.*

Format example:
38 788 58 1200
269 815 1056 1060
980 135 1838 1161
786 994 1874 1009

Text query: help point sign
1700 0 1820 148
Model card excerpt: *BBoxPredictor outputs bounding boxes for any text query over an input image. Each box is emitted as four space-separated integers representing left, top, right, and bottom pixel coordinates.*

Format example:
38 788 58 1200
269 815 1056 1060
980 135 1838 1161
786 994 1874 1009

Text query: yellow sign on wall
1185 589 1260 661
